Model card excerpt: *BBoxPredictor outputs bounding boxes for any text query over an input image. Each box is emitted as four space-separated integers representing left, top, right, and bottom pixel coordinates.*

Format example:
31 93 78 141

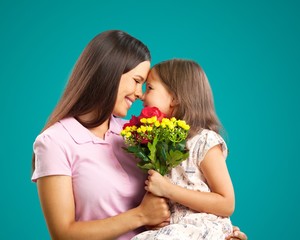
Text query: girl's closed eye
146 84 153 90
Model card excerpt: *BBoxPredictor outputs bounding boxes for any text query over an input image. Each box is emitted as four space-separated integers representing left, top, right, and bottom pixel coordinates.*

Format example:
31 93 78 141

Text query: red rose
129 115 140 125
138 107 165 121
123 115 140 129
140 138 150 144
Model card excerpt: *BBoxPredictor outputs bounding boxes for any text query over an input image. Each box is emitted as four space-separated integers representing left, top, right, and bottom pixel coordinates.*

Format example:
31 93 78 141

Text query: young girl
132 59 235 240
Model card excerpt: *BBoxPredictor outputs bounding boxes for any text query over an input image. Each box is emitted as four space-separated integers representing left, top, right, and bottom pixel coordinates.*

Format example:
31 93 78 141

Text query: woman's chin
112 111 127 118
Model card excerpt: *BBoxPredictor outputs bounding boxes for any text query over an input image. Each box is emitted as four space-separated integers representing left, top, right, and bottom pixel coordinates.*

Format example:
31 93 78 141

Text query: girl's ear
170 96 179 107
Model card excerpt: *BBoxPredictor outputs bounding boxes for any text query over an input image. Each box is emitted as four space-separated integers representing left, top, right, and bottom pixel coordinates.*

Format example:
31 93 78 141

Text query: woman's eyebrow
134 75 146 82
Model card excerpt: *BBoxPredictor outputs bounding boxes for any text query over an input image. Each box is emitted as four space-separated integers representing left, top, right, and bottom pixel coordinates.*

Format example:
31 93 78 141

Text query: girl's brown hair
32 30 151 171
152 59 222 137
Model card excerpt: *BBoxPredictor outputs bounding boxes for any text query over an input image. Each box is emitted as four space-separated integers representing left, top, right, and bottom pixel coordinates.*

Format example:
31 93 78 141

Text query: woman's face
142 68 175 117
113 61 150 117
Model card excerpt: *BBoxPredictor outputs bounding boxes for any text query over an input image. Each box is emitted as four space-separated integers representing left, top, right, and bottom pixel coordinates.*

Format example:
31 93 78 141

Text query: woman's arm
37 175 170 240
145 145 235 217
226 226 248 240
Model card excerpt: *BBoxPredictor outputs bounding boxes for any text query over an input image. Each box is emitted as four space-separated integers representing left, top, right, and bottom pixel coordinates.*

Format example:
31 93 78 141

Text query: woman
32 30 170 240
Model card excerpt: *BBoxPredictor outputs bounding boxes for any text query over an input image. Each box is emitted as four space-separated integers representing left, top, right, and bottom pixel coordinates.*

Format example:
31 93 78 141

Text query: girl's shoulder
187 129 228 160
189 129 225 144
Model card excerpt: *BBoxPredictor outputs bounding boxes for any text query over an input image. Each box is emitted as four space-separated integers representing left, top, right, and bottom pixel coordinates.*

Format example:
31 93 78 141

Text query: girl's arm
145 144 235 217
37 175 170 240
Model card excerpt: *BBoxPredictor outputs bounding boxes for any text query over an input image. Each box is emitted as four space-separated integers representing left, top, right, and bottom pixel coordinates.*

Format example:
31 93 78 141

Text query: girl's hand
145 170 172 197
226 226 248 240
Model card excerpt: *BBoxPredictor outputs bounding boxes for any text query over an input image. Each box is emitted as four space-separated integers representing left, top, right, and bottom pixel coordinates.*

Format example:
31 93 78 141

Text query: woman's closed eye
133 78 142 84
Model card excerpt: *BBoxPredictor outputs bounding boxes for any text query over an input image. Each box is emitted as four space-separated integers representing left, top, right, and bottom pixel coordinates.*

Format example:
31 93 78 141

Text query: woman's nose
140 92 145 101
135 84 144 99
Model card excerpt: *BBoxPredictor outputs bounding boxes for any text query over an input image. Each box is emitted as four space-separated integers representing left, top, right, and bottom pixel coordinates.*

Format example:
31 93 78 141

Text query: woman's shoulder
34 118 76 146
35 121 64 140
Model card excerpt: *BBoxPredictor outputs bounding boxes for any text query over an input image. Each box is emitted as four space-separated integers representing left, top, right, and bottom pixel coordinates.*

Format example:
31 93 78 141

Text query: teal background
1 0 299 239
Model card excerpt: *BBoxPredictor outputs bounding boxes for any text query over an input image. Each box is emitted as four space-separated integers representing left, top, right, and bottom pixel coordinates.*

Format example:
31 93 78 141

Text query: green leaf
148 136 158 163
158 142 168 159
173 140 187 152
168 150 189 168
156 141 168 175
124 146 150 163
137 162 154 172
135 151 150 162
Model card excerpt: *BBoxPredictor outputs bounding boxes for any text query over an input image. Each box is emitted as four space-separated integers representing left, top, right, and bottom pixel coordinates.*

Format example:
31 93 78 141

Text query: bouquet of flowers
121 106 190 175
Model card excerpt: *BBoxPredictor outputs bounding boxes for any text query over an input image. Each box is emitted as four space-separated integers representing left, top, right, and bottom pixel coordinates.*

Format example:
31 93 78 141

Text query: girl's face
113 61 150 117
142 68 175 117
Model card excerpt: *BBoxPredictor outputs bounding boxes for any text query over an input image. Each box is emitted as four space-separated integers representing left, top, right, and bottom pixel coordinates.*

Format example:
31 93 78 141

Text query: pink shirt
32 116 147 239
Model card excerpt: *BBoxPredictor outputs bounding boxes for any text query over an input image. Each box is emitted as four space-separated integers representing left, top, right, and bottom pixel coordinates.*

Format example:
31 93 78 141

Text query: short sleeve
190 130 228 166
31 133 72 182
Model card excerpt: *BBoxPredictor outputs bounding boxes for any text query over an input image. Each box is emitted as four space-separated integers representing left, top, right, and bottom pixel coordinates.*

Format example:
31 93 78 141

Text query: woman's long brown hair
32 30 151 172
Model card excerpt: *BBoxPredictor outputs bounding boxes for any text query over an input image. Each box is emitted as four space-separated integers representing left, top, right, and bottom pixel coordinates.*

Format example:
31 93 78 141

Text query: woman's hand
145 217 170 230
139 192 170 226
226 226 248 240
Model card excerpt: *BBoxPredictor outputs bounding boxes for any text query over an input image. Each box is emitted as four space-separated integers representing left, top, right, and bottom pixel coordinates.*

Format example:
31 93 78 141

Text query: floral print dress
131 129 233 240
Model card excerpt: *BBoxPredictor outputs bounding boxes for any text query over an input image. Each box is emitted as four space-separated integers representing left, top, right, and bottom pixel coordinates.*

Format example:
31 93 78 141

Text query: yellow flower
126 132 132 138
162 118 170 124
154 121 160 127
182 124 190 130
121 130 127 136
140 118 147 123
146 126 153 132
167 122 174 130
140 126 147 132
177 120 185 127
147 116 157 124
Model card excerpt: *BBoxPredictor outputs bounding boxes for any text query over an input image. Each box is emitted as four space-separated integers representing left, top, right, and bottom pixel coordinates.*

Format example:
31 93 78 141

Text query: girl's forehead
146 69 159 82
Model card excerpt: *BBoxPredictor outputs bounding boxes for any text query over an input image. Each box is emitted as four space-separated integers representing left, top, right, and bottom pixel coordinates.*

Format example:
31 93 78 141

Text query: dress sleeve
31 133 72 182
194 130 228 166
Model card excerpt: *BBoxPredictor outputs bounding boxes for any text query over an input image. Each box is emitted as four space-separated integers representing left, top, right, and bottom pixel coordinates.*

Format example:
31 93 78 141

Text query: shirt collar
59 116 123 144
109 115 123 135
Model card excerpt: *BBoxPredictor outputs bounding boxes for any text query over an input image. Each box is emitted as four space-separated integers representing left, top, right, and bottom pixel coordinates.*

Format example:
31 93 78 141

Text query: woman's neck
78 112 110 139
89 120 109 139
